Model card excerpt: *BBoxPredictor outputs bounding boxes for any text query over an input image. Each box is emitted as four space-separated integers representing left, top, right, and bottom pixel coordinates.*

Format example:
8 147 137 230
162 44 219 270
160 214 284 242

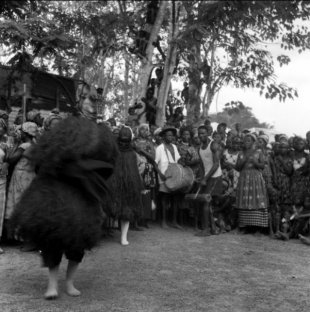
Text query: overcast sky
212 43 310 137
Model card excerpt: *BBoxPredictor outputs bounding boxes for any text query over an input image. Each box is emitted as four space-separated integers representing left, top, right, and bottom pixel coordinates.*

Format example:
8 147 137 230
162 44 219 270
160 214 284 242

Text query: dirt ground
1 225 310 312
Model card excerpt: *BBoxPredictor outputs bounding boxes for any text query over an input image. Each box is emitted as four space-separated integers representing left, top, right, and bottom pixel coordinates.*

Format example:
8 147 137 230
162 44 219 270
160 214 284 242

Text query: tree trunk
136 0 168 101
186 40 202 125
123 51 130 119
156 1 183 127
202 38 216 118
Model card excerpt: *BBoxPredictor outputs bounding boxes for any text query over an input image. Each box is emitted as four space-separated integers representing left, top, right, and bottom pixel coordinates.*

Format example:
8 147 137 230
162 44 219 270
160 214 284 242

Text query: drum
164 163 194 193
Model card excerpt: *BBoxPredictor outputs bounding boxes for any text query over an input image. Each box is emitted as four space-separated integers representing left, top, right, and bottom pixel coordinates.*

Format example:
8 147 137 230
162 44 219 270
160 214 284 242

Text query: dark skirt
107 149 143 221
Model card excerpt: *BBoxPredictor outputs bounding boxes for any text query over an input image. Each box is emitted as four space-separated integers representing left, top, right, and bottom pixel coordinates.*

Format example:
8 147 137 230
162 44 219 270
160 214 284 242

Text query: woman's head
257 134 269 149
138 123 149 139
21 122 38 141
293 136 306 152
180 126 192 143
243 133 256 150
278 134 289 144
212 131 222 144
232 136 242 151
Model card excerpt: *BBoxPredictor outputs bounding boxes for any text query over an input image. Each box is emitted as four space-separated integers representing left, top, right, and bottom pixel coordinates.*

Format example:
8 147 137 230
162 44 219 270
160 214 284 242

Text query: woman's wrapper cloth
9 117 119 251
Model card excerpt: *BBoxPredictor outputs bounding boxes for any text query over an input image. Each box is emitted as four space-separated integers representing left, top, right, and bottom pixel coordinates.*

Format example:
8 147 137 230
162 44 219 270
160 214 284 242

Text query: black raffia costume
10 117 119 267
107 127 144 222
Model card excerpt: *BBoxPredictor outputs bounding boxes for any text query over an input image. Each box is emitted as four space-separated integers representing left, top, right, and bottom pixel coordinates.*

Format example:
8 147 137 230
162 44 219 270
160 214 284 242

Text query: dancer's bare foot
44 287 58 300
66 282 81 297
0 247 4 254
121 239 129 246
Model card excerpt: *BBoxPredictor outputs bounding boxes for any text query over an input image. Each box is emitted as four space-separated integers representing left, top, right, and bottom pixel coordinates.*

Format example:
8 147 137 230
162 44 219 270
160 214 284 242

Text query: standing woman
133 124 157 227
257 134 278 235
0 115 9 254
222 135 242 197
108 126 144 245
235 133 269 232
5 122 38 222
273 142 293 235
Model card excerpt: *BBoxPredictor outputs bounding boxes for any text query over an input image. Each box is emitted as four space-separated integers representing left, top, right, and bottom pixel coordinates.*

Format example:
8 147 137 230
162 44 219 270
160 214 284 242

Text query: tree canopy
1 0 309 125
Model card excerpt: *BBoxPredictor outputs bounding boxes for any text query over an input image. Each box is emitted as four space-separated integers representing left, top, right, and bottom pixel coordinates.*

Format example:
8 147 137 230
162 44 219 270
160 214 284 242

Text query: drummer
195 125 223 236
155 126 181 229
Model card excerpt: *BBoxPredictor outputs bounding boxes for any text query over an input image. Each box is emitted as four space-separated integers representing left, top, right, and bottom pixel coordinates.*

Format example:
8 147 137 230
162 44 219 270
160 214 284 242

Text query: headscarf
26 109 40 122
43 109 62 131
245 133 257 142
137 123 149 134
278 134 288 143
258 134 269 145
21 122 38 138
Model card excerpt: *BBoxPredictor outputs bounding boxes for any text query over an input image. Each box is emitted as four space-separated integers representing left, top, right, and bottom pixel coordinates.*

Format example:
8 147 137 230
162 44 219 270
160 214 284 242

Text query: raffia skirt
236 169 269 228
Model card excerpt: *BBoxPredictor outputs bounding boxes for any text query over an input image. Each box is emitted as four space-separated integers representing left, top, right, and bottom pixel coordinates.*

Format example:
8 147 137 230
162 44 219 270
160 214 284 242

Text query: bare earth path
1 225 310 312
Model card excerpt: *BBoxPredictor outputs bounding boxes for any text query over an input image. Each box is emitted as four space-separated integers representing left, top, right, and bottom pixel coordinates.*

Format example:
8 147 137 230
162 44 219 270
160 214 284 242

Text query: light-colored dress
5 142 36 220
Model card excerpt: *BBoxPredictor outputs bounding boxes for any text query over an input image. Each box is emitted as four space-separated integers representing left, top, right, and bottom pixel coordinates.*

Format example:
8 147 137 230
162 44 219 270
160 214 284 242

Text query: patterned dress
5 142 36 220
236 150 269 228
134 137 157 219
222 150 240 196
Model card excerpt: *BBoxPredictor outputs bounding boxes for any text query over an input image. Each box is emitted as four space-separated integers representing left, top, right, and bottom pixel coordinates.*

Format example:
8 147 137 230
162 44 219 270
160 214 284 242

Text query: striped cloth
238 209 269 228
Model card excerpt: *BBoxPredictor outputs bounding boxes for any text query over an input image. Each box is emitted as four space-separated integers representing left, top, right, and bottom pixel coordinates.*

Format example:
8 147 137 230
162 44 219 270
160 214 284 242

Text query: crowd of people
104 118 310 244
1 88 310 298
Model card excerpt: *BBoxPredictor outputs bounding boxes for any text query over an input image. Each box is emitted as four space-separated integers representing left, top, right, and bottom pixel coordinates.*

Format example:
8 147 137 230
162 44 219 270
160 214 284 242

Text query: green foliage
1 0 309 120
177 0 310 113
210 101 272 129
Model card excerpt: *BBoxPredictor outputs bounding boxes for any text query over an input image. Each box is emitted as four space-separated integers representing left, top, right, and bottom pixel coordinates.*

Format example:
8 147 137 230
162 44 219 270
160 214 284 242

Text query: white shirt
155 143 180 183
